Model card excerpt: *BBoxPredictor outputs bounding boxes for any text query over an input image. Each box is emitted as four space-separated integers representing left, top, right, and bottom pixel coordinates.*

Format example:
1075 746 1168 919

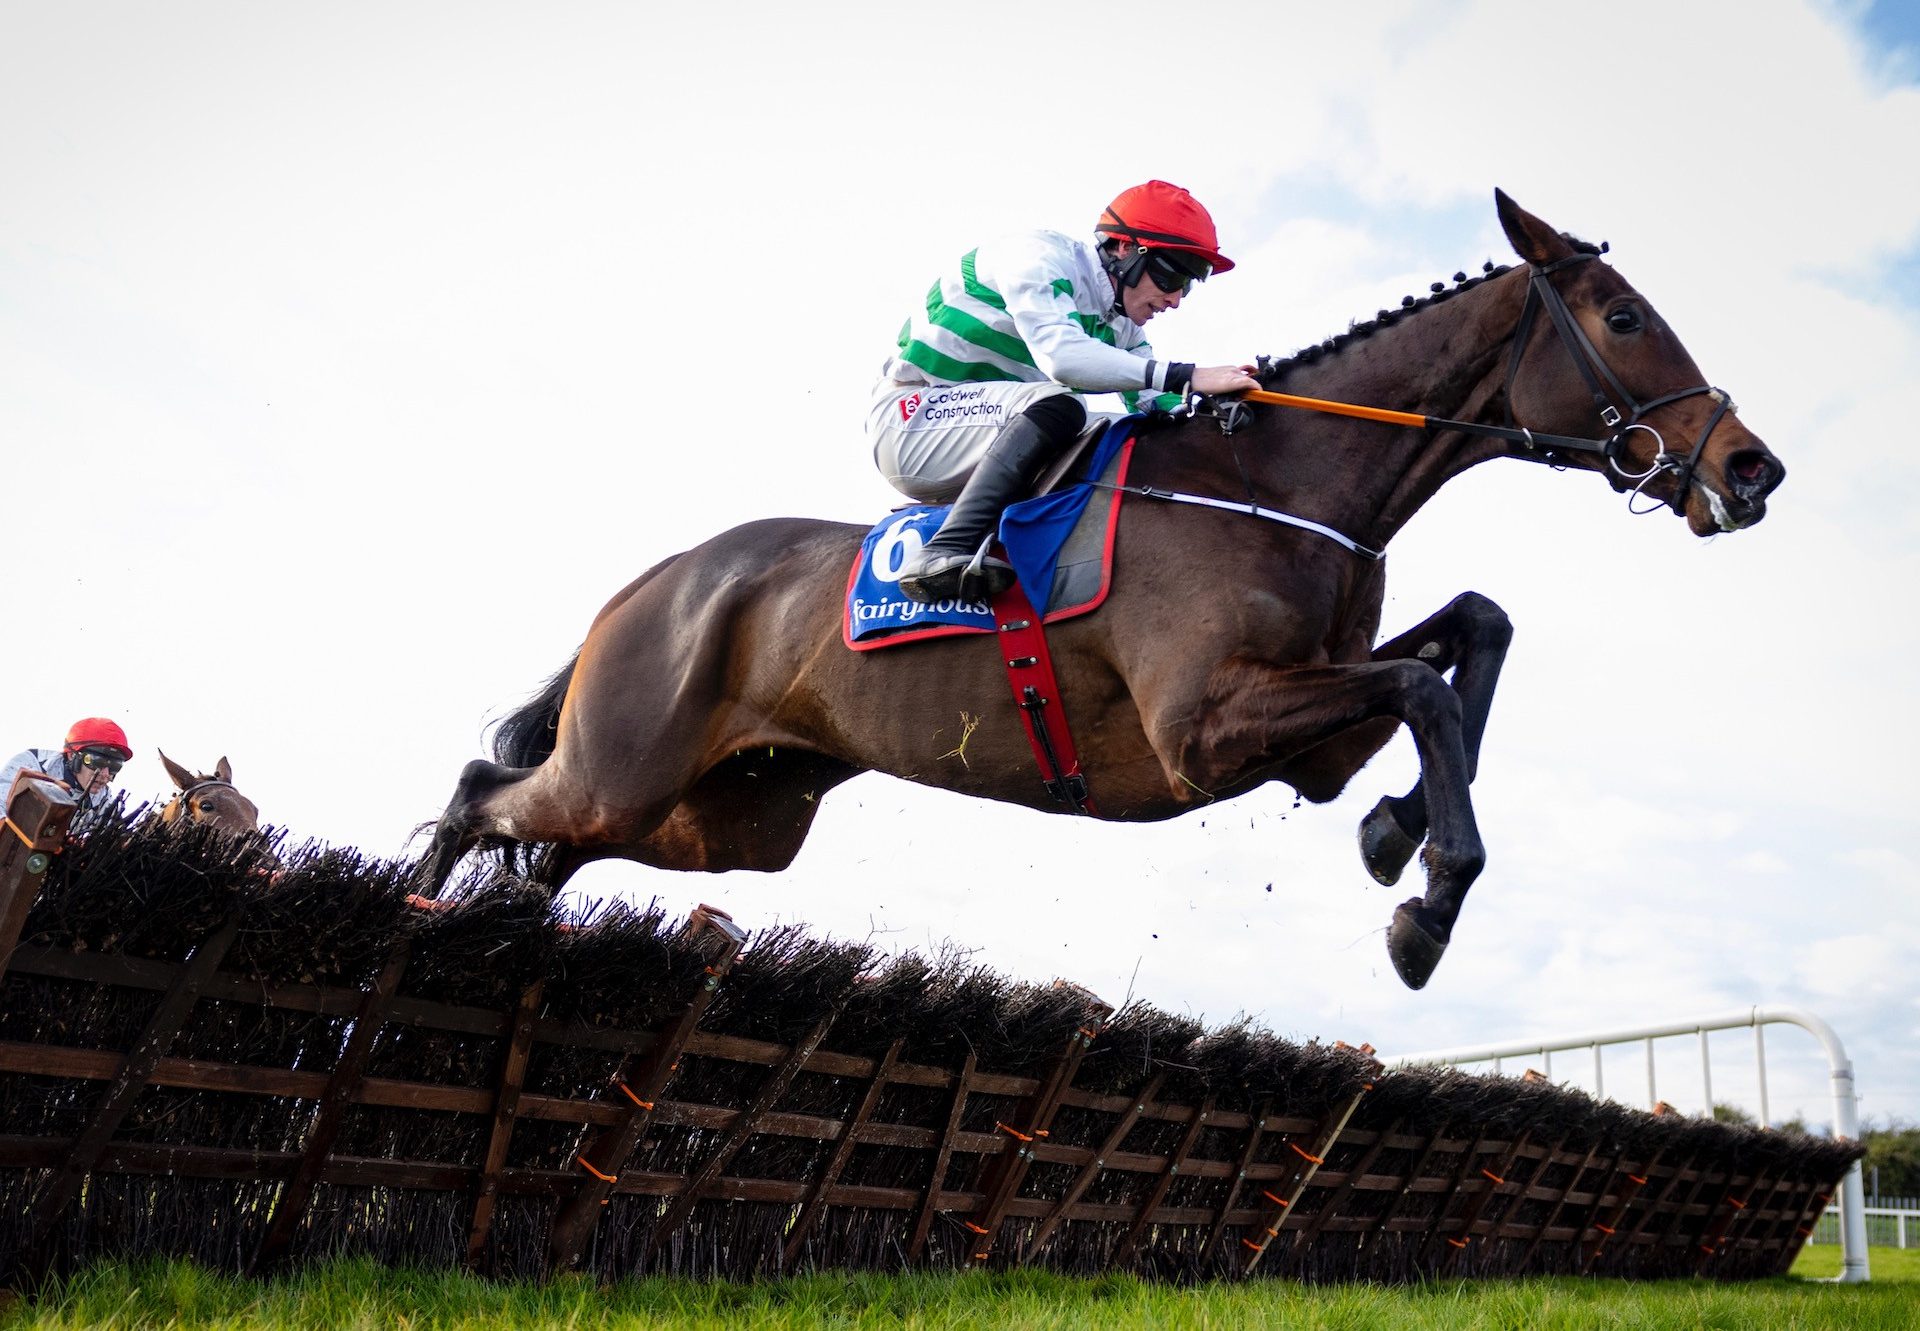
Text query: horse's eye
1606 306 1642 334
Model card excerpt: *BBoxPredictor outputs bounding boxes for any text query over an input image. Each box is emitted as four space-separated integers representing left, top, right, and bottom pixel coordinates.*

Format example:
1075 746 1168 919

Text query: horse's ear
215 756 233 783
1495 188 1573 266
158 749 194 790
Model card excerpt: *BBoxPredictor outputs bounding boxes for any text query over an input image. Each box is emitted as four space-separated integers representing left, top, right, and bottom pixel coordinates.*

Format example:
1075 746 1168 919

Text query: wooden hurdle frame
0 811 1858 1285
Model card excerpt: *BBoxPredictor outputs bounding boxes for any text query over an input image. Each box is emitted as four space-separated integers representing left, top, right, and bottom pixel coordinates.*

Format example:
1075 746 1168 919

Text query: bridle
165 778 243 825
1131 245 1745 556
1502 250 1736 515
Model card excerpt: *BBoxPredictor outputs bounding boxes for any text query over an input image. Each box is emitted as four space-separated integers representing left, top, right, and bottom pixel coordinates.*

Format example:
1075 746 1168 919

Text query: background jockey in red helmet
870 180 1259 603
2 717 134 837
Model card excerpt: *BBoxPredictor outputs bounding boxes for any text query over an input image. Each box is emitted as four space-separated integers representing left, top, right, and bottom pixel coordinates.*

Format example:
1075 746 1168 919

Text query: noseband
1503 250 1736 514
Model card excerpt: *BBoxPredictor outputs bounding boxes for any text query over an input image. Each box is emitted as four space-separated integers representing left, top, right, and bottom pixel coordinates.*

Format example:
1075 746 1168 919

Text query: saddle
1031 416 1113 497
843 417 1139 651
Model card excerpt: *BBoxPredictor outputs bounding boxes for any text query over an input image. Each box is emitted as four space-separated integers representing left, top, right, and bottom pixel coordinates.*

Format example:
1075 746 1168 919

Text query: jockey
870 180 1259 603
1 717 133 837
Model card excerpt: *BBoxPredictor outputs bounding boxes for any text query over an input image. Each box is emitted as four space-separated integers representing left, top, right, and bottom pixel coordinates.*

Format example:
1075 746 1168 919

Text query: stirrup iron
958 535 1012 603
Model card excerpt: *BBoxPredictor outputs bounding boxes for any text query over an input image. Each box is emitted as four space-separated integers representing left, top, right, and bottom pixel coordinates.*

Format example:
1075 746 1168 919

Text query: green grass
1791 1242 1920 1282
3 1254 1915 1330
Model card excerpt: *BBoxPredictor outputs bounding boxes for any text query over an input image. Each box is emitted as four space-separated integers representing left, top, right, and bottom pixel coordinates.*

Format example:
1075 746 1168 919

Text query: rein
1127 250 1739 554
1235 387 1615 463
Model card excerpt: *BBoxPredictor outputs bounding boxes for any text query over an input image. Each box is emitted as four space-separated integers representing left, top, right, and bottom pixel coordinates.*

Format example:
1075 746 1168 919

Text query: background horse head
157 751 260 835
421 191 1786 991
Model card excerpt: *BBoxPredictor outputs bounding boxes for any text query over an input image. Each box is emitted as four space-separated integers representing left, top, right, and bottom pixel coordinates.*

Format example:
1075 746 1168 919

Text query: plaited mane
1257 234 1605 386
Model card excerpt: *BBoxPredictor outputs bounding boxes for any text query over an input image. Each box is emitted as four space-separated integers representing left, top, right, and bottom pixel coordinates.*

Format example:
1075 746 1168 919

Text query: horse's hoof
1359 797 1420 887
1387 899 1451 990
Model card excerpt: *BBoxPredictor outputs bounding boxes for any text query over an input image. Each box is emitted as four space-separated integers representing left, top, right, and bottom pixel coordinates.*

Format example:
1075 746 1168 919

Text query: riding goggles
74 750 125 775
1142 248 1212 295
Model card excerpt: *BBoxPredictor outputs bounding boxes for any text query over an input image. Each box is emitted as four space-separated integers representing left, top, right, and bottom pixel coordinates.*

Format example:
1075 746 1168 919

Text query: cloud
1835 846 1915 880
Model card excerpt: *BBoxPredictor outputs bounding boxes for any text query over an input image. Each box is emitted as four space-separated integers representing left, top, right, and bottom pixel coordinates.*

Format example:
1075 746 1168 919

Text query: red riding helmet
1096 180 1234 276
64 717 133 761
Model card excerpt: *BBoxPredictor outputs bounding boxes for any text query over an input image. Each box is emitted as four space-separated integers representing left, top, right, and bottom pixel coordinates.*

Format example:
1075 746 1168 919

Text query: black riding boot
898 396 1085 604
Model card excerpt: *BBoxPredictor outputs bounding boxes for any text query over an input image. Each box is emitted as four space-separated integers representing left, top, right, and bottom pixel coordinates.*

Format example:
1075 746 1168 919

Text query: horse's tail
491 650 581 768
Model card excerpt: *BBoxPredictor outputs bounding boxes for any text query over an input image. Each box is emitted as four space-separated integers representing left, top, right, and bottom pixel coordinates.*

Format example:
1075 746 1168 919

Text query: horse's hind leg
419 756 644 897
418 758 530 897
1356 592 1512 887
437 751 706 889
528 842 601 897
626 749 861 873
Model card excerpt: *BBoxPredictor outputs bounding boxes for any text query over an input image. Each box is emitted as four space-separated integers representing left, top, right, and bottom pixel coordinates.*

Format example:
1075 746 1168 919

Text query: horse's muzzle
1699 447 1785 531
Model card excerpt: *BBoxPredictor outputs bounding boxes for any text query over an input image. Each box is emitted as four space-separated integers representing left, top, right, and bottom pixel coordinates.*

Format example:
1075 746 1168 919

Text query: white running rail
1813 1205 1916 1250
1385 1006 1868 1283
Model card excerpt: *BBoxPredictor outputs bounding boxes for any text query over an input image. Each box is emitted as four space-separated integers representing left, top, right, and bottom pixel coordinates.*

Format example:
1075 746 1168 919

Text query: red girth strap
989 576 1096 815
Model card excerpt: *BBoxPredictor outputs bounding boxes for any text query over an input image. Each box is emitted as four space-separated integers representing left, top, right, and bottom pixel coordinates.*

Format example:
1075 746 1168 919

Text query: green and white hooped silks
869 230 1183 503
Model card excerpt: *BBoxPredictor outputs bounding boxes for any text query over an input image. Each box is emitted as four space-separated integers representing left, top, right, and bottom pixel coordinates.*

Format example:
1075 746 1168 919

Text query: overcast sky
5 1 1916 1132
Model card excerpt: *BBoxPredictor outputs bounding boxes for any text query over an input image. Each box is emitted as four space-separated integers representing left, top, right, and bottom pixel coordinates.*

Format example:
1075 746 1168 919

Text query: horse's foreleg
1175 656 1483 989
1356 592 1512 888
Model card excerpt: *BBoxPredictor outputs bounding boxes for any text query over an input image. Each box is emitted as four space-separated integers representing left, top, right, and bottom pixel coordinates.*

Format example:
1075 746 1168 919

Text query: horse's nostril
1727 449 1781 494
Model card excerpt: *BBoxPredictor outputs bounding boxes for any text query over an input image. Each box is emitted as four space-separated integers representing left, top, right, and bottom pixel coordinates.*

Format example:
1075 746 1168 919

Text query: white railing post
1763 1007 1868 1285
1806 1020 1868 1285
1699 1028 1713 1118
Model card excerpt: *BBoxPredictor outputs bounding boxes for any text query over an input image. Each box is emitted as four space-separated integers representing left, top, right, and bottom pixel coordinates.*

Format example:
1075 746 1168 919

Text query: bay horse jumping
420 191 1784 989
157 751 260 836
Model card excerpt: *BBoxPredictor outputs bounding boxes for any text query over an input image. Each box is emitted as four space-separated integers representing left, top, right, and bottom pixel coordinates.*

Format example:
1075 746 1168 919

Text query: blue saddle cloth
846 416 1137 646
